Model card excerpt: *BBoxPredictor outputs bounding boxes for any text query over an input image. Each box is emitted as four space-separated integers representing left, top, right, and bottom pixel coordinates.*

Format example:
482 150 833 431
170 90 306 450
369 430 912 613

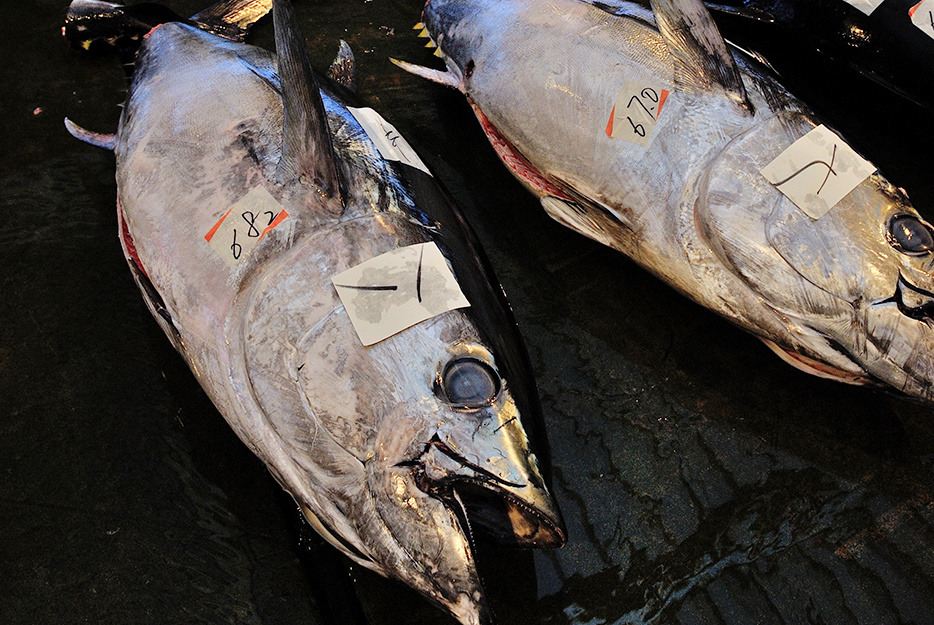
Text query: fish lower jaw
411 441 566 548
760 338 872 386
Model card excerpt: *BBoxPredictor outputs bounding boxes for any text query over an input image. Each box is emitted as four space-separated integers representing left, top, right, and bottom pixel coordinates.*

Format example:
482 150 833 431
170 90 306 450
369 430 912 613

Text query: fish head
698 111 934 401
415 0 508 92
267 288 564 625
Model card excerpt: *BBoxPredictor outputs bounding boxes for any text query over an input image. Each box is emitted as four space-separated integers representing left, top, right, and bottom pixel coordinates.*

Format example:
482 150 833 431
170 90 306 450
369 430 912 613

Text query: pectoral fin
651 0 752 111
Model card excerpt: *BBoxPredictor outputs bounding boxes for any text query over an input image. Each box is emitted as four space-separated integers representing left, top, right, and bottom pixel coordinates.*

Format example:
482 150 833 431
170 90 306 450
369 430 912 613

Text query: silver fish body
72 2 564 624
409 0 934 403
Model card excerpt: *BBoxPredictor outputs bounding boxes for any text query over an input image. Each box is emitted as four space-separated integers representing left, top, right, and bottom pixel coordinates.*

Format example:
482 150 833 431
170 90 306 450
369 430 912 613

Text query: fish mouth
876 273 934 323
761 338 873 385
403 434 566 549
764 273 934 392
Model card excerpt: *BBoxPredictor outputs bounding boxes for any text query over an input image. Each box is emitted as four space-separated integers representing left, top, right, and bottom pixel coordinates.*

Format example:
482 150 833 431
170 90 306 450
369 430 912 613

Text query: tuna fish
397 0 934 404
65 1 564 623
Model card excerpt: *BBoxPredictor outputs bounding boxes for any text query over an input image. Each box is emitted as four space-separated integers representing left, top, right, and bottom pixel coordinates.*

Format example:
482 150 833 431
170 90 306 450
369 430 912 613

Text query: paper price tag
606 79 671 147
205 186 288 266
348 107 431 175
761 125 876 220
332 242 470 346
910 1 934 39
841 0 885 15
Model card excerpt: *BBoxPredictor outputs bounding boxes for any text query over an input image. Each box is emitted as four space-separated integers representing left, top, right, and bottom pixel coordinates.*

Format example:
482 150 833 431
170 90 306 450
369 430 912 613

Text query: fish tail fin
63 0 271 58
63 0 185 58
190 0 272 42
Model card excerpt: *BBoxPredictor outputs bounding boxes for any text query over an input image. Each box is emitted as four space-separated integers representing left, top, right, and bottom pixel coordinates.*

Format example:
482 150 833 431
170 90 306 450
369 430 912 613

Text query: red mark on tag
605 88 670 139
204 207 289 242
910 1 921 16
204 208 233 243
262 209 288 237
657 89 670 117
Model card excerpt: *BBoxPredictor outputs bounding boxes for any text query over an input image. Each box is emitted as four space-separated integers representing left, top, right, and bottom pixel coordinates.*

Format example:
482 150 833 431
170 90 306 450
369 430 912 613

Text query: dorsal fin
273 0 345 206
327 40 357 92
651 0 752 112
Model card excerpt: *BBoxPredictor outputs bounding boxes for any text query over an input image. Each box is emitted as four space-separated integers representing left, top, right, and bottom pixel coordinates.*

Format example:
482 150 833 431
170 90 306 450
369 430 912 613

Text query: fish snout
415 432 566 548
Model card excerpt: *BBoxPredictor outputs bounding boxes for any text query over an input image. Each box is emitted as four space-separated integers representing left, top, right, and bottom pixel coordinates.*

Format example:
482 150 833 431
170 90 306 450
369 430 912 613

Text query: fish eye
439 358 500 409
887 214 934 256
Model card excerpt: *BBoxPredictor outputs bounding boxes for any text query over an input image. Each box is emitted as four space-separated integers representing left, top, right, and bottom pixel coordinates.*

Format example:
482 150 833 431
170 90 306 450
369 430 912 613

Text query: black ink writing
231 229 242 259
416 245 425 303
334 284 399 291
241 211 260 237
627 117 646 137
773 144 838 195
641 87 659 103
627 87 659 119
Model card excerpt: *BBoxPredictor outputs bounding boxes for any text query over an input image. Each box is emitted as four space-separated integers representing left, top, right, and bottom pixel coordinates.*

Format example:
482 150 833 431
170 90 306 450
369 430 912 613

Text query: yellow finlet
413 21 424 30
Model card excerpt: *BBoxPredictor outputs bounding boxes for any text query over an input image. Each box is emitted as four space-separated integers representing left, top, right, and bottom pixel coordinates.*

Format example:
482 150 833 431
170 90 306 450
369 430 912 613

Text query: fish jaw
413 396 565 548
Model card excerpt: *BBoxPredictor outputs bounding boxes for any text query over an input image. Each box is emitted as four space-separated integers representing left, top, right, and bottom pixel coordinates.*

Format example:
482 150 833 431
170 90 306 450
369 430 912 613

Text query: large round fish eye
887 214 934 256
439 358 501 408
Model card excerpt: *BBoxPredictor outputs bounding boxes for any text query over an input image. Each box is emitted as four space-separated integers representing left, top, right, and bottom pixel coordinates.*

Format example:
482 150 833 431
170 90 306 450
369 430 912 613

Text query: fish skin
412 0 934 403
69 1 565 623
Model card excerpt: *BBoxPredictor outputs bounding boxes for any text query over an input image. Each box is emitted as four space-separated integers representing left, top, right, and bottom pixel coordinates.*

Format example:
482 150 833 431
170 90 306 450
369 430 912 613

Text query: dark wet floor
3 1 934 624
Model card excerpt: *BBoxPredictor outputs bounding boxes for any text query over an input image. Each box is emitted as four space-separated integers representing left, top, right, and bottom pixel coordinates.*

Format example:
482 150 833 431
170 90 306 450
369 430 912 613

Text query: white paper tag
205 186 288 266
332 242 470 346
841 0 885 15
605 79 671 147
760 125 876 219
347 107 431 175
910 1 934 39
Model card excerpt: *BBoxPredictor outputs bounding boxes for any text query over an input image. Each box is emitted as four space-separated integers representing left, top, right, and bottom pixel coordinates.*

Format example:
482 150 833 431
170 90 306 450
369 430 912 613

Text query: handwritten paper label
205 186 288 266
606 79 671 147
841 0 885 15
910 1 934 39
347 107 431 175
332 242 470 346
761 125 876 219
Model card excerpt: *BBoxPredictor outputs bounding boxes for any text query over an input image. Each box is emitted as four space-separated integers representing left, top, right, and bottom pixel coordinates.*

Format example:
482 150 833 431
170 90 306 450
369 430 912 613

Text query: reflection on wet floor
3 1 934 624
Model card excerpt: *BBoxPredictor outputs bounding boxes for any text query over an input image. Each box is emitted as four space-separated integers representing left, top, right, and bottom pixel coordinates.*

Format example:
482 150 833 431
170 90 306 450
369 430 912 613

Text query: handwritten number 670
625 87 660 137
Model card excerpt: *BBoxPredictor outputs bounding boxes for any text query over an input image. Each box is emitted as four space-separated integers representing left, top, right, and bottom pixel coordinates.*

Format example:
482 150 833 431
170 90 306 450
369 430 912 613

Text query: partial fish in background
64 1 565 624
703 0 934 110
397 0 934 404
